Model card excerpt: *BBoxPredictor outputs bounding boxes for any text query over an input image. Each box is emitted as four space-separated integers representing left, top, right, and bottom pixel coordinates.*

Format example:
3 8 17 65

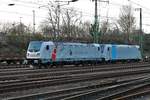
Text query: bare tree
0 22 13 34
100 21 109 35
47 6 57 37
81 21 91 37
39 3 89 39
61 8 81 38
39 23 53 36
118 5 136 43
9 23 32 35
39 1 60 38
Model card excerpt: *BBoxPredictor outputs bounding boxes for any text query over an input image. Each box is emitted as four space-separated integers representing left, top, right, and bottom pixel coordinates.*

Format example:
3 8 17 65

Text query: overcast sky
0 0 150 33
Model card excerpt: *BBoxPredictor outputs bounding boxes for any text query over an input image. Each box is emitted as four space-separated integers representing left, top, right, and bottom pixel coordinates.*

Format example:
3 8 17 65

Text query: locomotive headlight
27 53 30 56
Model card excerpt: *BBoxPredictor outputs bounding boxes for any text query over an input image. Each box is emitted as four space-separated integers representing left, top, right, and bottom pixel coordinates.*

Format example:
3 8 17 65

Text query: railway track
0 64 28 69
1 67 150 92
62 77 150 100
114 88 150 100
0 62 148 77
0 62 149 80
0 63 150 86
4 74 150 100
110 79 150 100
97 80 150 100
0 62 149 99
0 61 146 69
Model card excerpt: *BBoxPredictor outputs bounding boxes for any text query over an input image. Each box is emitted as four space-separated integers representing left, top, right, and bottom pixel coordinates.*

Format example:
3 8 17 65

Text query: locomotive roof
29 41 140 48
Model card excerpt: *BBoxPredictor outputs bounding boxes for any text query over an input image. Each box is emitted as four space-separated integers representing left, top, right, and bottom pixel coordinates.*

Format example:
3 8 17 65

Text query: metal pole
94 0 98 43
95 0 98 26
33 10 35 34
57 4 60 37
92 0 109 43
140 8 143 58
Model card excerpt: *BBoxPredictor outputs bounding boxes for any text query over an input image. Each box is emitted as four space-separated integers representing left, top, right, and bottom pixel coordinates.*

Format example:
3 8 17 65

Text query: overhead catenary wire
12 0 49 6
1 0 150 26
0 0 144 18
4 0 150 16
0 10 46 19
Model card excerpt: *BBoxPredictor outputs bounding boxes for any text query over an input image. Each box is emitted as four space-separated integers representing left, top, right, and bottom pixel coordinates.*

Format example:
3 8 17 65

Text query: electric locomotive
26 41 142 68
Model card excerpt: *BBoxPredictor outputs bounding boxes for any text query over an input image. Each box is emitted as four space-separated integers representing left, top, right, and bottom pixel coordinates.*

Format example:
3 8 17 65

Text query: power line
12 2 150 19
1 0 150 25
130 0 150 11
129 0 150 16
143 24 150 26
109 2 124 7
0 0 123 21
108 1 150 17
12 0 49 6
0 9 118 21
0 10 46 19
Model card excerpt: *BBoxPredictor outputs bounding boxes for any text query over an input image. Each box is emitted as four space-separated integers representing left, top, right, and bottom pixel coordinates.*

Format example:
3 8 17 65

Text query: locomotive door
107 45 116 61
107 47 111 60
111 45 116 60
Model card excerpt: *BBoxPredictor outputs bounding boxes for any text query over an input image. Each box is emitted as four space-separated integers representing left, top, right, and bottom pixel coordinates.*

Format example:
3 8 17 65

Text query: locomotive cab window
46 45 49 50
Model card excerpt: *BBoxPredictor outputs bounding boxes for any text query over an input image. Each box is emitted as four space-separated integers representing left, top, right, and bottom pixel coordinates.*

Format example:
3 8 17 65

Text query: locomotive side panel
102 44 142 61
56 43 102 62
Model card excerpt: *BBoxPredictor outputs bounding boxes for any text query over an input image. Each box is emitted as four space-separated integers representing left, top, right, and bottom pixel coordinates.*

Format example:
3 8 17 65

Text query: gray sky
0 0 150 33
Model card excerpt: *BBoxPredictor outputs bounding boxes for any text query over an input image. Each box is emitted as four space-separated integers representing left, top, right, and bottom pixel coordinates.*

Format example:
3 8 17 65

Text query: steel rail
113 84 150 100
114 90 150 100
0 64 149 81
97 83 150 100
0 62 148 75
62 77 150 100
0 67 150 93
6 75 147 100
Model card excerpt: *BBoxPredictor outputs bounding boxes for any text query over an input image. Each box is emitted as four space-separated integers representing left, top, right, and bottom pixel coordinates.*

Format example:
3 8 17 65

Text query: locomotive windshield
28 41 42 52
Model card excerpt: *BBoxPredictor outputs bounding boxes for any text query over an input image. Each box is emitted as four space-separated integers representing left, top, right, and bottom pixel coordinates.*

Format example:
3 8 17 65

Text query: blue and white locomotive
26 41 142 67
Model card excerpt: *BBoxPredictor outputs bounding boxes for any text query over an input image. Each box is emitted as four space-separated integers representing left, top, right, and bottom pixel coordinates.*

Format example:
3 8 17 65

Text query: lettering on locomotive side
100 45 105 53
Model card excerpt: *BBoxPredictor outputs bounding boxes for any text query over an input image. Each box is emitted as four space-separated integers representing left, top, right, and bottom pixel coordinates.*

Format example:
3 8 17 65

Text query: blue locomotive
26 41 142 67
